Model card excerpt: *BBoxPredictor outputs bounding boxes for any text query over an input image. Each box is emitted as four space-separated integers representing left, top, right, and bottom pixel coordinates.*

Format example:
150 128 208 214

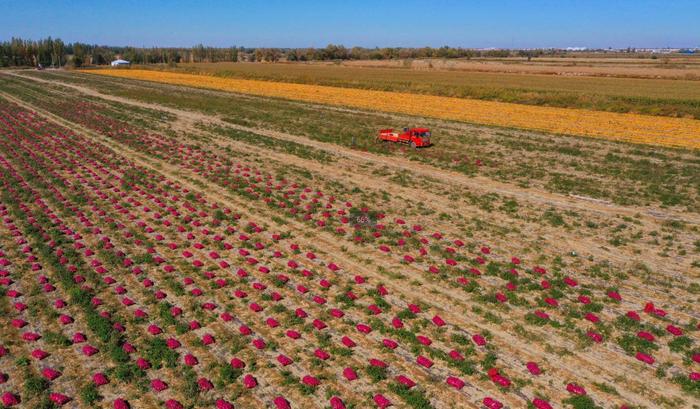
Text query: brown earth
2 70 698 408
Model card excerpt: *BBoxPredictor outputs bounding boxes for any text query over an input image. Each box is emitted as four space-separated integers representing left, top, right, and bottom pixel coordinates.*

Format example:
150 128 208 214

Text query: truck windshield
418 132 430 137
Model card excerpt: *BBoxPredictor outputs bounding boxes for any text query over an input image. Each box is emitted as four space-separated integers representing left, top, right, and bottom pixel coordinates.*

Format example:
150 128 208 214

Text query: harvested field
341 57 700 80
83 69 700 149
143 61 700 118
0 69 699 409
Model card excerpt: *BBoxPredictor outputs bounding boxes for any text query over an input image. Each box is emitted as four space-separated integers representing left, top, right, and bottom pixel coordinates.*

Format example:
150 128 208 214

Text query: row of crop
4 95 696 404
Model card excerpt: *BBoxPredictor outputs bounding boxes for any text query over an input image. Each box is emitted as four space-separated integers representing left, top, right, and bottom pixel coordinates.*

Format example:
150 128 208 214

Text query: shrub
365 365 387 382
217 364 242 388
672 374 700 398
668 336 692 353
388 383 433 409
144 338 180 368
43 331 71 347
24 372 50 398
111 362 145 383
562 395 602 409
80 383 102 405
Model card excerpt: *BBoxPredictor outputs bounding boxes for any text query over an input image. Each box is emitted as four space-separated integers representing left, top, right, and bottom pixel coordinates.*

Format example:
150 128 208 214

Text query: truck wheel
410 142 417 149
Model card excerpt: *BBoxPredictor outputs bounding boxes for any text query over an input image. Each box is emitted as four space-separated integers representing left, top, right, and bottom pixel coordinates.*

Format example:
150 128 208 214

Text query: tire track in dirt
9 71 699 226
15 94 483 408
3 90 690 408
56 76 696 316
2 92 478 407
0 91 546 407
9 71 698 287
188 127 696 285
3 112 325 408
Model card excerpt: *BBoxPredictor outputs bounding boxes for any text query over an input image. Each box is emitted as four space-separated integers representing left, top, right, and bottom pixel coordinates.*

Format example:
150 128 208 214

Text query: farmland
340 56 700 80
80 69 700 150
141 60 700 119
0 67 699 409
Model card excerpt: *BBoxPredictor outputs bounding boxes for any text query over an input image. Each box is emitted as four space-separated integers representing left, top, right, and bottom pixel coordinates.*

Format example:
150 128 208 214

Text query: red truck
377 128 432 148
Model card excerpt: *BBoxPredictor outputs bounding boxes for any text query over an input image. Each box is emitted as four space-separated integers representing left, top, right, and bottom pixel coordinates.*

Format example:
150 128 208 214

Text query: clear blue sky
1 0 697 48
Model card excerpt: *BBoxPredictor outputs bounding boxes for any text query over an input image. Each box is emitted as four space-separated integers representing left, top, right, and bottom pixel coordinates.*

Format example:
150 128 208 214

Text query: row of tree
285 45 520 61
0 36 599 67
0 37 243 67
1 37 67 67
204 46 550 62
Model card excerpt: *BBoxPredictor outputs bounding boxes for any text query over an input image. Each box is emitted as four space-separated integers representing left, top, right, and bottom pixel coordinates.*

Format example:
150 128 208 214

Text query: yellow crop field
84 69 700 149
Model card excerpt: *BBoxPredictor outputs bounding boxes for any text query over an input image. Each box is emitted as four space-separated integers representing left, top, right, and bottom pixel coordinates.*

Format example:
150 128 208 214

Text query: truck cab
406 128 431 147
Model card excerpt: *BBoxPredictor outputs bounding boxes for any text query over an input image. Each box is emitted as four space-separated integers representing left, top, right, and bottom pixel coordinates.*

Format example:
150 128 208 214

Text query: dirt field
341 56 700 79
81 69 700 149
135 59 700 119
0 70 698 409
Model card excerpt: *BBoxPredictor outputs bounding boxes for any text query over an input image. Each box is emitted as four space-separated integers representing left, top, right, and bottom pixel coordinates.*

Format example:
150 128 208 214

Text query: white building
110 59 131 67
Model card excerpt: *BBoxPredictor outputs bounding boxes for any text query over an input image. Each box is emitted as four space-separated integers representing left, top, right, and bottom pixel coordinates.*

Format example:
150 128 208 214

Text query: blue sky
0 0 697 48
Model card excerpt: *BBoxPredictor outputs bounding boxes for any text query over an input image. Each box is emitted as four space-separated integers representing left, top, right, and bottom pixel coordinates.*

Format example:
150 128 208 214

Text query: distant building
110 59 131 67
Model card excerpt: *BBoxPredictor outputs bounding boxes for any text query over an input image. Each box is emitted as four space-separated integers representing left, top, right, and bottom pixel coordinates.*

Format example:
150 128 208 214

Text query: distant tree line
0 37 240 67
284 45 517 61
1 37 66 67
266 45 569 61
0 36 662 67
